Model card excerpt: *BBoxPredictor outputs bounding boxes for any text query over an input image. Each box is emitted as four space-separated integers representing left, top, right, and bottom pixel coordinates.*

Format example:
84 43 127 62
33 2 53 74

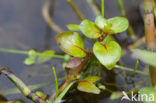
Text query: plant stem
117 0 136 40
49 53 94 100
101 0 104 17
73 53 94 78
0 48 28 54
0 48 65 59
52 67 59 98
0 67 46 103
114 65 148 75
143 0 156 86
66 0 85 20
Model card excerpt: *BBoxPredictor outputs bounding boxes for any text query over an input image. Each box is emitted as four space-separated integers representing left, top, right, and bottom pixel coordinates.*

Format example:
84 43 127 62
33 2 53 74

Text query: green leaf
54 81 75 103
95 16 112 32
77 81 100 94
101 35 114 44
84 76 101 83
139 87 156 103
36 50 55 63
24 49 37 65
93 41 122 69
66 24 80 31
131 49 156 67
79 19 101 38
98 84 106 90
110 92 123 100
108 17 129 34
56 31 86 58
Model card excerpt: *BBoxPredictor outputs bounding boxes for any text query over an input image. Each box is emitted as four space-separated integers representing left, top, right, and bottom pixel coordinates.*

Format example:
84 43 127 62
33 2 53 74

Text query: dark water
0 0 151 103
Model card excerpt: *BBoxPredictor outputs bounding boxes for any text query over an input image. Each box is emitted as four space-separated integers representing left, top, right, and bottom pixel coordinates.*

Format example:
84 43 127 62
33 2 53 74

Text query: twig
143 0 156 86
66 0 85 20
42 1 63 33
0 67 46 103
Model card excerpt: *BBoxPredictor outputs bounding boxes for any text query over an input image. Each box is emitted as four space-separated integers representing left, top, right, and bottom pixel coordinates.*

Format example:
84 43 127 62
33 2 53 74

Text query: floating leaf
110 92 123 100
77 81 100 94
108 17 128 34
66 24 80 31
56 31 86 58
79 19 101 38
84 76 101 83
93 41 121 69
131 49 156 67
95 16 112 32
139 87 156 103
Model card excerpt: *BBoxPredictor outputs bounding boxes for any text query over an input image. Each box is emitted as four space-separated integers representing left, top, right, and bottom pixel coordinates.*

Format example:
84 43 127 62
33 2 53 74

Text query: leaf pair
77 76 101 94
24 50 55 65
67 16 129 38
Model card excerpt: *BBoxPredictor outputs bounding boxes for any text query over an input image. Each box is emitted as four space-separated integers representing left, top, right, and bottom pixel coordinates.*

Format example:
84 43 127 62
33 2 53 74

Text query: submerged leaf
66 24 80 31
93 41 121 69
139 87 156 103
56 31 86 58
108 17 128 34
4 83 48 95
131 49 156 67
77 81 100 94
24 49 37 65
36 50 55 63
110 92 123 100
79 19 101 38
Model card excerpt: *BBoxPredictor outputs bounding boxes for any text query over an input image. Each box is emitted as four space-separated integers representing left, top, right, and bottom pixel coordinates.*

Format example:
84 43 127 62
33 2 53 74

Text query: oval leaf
108 17 129 34
56 31 86 58
93 41 121 69
77 81 100 94
79 19 101 38
95 16 112 32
